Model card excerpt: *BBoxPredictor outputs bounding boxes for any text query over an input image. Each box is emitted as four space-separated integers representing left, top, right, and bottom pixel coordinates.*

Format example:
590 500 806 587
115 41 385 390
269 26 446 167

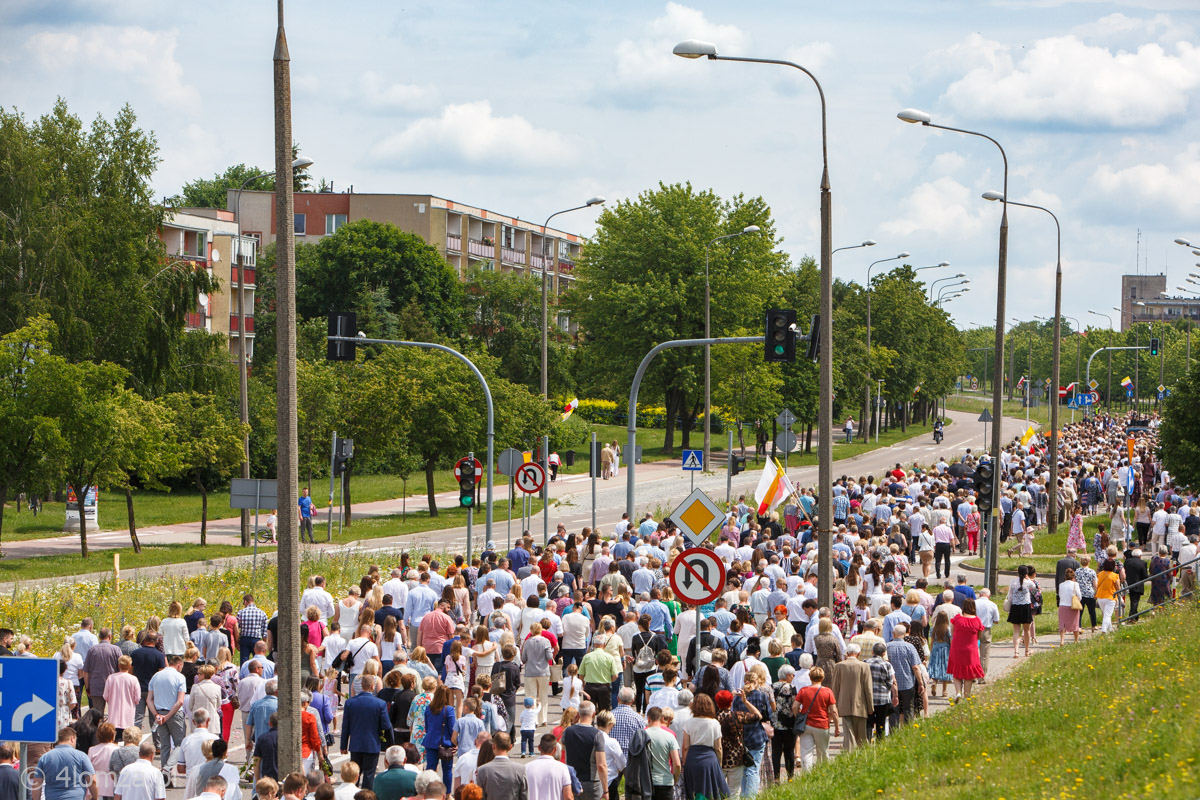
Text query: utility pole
272 0 301 775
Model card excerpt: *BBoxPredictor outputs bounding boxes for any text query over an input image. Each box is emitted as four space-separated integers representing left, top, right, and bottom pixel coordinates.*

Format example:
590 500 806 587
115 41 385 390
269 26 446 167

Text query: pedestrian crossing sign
682 450 704 471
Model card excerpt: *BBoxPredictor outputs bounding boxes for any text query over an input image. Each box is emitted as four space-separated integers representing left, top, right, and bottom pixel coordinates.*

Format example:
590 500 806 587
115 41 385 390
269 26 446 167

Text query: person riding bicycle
267 509 278 543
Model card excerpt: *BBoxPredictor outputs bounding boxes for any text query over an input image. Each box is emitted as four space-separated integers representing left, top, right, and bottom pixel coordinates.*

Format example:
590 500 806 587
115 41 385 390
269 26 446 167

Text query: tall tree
566 183 786 453
160 392 248 546
169 144 312 209
0 100 212 394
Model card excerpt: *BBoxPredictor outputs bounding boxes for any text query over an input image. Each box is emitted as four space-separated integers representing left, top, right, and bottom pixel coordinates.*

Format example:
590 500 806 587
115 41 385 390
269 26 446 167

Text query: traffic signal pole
328 335 494 557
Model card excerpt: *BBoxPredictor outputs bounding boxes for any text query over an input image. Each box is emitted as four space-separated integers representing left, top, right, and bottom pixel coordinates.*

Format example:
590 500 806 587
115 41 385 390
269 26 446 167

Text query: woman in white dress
337 587 363 633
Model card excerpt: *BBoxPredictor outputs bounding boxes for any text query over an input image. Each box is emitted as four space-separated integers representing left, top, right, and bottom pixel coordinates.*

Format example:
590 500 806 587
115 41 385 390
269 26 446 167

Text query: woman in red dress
946 597 986 701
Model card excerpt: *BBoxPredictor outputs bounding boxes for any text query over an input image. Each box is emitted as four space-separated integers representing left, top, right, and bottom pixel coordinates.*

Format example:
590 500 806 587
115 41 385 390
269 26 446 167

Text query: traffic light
458 465 476 508
327 312 357 361
974 459 994 514
764 309 797 362
1150 337 1160 356
333 436 354 477
730 454 747 476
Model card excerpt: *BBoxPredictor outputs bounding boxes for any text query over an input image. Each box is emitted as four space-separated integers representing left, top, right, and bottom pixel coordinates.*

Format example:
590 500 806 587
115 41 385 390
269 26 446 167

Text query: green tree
565 183 786 453
295 220 463 338
0 100 213 393
44 358 142 557
297 359 341 488
161 392 248 545
712 332 783 454
0 317 65 547
169 143 312 209
1159 367 1200 486
113 397 178 553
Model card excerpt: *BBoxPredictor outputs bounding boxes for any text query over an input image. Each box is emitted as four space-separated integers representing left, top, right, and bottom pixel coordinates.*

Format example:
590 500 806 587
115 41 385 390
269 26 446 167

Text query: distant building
159 209 258 361
1120 273 1200 331
230 189 586 310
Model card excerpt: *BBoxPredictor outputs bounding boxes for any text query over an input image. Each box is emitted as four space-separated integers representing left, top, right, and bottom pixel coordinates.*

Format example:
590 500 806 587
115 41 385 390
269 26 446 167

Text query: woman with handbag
791 666 839 771
1057 568 1083 645
422 684 457 788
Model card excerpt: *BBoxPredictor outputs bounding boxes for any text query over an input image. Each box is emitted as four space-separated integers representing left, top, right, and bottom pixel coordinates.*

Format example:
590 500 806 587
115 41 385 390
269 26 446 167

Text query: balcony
446 234 462 252
501 247 526 265
229 315 256 334
530 253 546 271
231 266 256 287
467 239 493 257
557 260 574 274
185 312 205 330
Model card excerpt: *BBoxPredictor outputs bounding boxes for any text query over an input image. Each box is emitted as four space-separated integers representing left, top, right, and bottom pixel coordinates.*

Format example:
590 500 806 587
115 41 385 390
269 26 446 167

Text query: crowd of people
3 410 1195 800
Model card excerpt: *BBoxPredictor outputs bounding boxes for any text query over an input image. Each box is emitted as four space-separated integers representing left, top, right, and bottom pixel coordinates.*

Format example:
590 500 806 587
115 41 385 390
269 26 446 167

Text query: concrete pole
272 0 301 775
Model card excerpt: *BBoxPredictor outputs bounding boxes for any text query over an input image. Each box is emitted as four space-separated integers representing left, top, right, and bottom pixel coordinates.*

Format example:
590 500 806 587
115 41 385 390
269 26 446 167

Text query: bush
572 398 732 432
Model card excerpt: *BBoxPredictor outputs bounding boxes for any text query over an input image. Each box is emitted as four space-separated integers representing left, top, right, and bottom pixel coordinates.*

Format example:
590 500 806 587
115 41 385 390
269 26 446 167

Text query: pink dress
1066 514 1086 551
102 671 141 729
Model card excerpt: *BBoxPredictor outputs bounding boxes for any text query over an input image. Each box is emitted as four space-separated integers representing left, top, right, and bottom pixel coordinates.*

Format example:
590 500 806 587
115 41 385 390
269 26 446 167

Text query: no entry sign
669 547 726 607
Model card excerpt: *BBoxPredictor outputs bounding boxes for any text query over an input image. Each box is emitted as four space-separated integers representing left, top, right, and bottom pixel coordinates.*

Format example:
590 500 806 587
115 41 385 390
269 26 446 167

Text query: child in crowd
519 697 539 756
560 663 585 712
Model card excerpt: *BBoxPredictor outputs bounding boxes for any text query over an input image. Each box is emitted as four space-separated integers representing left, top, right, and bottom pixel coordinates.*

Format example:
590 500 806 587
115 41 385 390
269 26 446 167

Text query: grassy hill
763 600 1200 799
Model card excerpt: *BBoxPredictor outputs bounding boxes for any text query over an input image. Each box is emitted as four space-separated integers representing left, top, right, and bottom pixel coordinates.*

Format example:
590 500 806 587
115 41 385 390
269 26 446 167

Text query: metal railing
1114 552 1199 623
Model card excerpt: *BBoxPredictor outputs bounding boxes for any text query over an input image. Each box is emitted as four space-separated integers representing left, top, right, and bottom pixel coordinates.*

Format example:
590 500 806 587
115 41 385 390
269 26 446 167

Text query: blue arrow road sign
681 450 704 471
0 657 58 743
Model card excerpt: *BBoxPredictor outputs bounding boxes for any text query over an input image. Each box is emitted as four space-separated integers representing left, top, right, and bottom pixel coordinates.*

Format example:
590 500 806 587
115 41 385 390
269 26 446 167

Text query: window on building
1130 287 1137 298
502 226 516 249
326 213 347 234
559 240 572 259
294 213 306 235
196 232 207 258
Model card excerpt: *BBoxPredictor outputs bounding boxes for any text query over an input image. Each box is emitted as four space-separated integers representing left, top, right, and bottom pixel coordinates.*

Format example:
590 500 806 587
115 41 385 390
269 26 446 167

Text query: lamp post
541 198 605 399
233 157 312 547
984 191 1061 532
865 252 910 442
916 261 952 273
1088 310 1114 411
940 288 969 304
703 225 762 471
929 272 966 301
936 280 969 305
675 38 836 606
899 108 1009 593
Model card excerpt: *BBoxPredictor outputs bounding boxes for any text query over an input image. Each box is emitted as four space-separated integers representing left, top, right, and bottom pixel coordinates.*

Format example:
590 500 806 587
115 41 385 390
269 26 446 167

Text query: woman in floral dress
1066 503 1087 553
406 675 437 747
831 579 853 637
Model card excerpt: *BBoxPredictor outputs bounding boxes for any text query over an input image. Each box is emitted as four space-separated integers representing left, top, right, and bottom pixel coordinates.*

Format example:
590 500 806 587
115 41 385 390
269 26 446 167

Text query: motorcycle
933 427 944 444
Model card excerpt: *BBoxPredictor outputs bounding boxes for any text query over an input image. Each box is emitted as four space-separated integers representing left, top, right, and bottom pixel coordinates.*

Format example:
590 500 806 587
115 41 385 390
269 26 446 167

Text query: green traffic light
461 497 473 507
774 345 784 354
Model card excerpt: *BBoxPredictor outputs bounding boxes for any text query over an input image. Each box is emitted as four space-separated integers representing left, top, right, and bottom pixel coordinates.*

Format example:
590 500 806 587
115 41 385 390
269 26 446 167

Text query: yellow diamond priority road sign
672 488 725 547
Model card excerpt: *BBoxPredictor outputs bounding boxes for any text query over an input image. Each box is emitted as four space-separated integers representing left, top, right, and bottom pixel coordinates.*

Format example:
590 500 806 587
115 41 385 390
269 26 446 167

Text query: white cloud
1090 143 1200 222
24 25 197 106
359 71 436 113
929 151 967 176
610 3 748 91
940 33 1200 127
785 41 835 72
880 176 991 238
369 101 574 170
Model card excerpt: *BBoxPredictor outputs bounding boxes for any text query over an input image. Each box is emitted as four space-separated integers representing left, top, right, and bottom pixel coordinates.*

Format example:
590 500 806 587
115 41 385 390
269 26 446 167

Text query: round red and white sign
668 548 726 607
514 462 546 494
454 457 483 484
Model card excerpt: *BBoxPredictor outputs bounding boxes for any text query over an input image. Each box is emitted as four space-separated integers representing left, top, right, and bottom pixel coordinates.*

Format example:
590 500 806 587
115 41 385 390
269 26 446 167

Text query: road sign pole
252 481 262 582
726 430 733 508
507 477 513 550
591 432 597 533
694 603 702 680
542 437 550 548
327 430 337 542
467 451 474 561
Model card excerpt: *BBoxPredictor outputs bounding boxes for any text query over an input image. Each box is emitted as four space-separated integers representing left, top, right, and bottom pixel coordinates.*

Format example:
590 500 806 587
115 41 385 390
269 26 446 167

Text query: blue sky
3 0 1199 329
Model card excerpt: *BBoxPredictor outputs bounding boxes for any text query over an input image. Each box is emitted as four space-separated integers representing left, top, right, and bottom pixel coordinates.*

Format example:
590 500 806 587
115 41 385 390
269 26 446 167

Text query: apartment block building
1120 273 1200 331
159 209 259 361
230 189 586 303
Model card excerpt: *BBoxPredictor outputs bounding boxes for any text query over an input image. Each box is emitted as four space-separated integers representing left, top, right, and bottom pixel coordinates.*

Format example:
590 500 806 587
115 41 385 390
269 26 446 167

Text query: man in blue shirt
507 540 530 572
298 487 316 543
403 574 439 648
32 729 95 800
885 626 922 729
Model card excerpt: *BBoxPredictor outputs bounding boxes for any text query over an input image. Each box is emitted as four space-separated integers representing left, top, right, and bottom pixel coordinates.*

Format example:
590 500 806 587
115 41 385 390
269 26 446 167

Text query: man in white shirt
1151 503 1169 552
520 572 544 600
380 569 409 614
73 618 99 661
526 733 572 800
342 624 380 683
178 709 218 797
974 587 1001 679
714 540 737 564
501 596 523 633
237 659 266 711
560 604 591 668
114 741 166 800
728 639 764 691
299 576 336 622
477 578 502 621
453 732 489 792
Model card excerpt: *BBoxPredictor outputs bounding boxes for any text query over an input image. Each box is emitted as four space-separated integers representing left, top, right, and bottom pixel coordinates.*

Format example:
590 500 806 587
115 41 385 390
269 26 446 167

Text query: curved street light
863 251 910 439
676 38 839 606
929 272 966 300
541 197 605 398
899 107 1010 592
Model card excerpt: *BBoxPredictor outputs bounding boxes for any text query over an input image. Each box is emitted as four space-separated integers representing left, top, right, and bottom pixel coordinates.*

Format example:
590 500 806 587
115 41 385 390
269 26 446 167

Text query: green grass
765 600 1200 800
945 392 1053 426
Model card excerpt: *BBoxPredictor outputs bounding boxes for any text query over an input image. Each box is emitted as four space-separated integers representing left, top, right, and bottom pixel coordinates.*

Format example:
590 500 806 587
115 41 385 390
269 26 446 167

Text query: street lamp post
936 280 969 305
676 39 836 606
986 191 1062 534
940 288 969 305
541 198 605 399
1089 311 1114 411
929 272 966 301
899 108 1009 593
233 158 312 548
864 252 910 439
703 225 762 472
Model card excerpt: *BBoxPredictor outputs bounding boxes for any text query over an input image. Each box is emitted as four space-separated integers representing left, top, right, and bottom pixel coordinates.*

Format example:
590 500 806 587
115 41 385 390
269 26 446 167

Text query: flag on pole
754 458 796 516
1120 376 1133 388
561 397 579 421
1020 426 1036 447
